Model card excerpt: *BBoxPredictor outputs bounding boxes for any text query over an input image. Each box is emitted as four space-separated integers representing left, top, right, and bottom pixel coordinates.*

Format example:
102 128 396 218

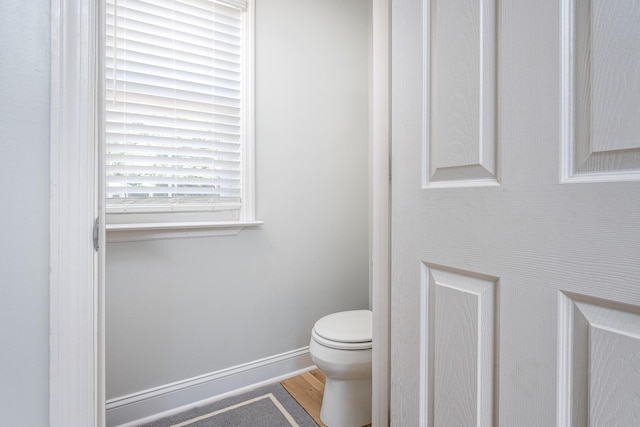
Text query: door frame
49 0 390 425
49 0 104 426
371 0 391 425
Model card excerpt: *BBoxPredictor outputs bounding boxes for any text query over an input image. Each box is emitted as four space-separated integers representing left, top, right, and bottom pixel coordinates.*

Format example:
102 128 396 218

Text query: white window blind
105 0 247 214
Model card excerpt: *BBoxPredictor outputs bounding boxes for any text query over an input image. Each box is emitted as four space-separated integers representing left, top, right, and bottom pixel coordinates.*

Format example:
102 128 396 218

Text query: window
104 0 256 232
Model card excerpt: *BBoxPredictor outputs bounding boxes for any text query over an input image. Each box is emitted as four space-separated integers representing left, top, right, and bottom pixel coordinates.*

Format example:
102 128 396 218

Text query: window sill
106 220 263 243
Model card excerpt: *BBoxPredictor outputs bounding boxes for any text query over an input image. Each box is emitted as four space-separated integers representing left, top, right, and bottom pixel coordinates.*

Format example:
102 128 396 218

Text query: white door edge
372 0 391 426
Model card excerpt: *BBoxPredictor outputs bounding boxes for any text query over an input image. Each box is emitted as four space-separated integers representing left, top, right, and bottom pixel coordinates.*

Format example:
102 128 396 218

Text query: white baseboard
106 347 314 427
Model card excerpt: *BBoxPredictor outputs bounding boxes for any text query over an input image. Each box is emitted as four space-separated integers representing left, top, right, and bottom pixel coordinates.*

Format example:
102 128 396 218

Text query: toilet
309 309 372 427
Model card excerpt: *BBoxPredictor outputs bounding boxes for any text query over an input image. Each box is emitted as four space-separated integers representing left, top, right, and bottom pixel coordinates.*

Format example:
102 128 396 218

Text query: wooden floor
281 369 371 427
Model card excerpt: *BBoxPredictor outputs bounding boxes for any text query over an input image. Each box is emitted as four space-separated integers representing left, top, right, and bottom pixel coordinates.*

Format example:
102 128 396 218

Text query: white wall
106 0 370 399
0 1 50 425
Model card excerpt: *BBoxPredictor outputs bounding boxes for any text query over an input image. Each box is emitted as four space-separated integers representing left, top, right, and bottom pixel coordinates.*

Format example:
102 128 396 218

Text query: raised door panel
559 293 640 426
421 265 497 426
427 0 498 186
564 0 640 180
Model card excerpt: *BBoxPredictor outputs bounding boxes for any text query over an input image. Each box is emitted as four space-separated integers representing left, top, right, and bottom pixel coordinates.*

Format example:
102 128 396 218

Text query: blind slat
104 93 241 119
212 0 247 10
106 81 241 107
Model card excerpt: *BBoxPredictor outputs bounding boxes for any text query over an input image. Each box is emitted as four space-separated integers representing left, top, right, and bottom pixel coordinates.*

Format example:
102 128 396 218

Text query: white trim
559 0 575 184
561 170 640 184
372 0 391 425
107 220 263 231
105 347 313 427
423 178 502 189
419 264 430 427
241 0 257 222
106 221 263 242
421 0 431 191
50 1 103 426
556 292 573 427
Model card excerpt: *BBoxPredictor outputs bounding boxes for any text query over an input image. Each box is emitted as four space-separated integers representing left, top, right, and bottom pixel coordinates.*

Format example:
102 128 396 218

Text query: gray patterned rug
139 383 319 427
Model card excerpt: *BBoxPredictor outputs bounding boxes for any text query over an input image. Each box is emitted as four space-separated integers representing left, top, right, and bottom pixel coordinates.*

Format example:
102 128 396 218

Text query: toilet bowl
309 310 372 427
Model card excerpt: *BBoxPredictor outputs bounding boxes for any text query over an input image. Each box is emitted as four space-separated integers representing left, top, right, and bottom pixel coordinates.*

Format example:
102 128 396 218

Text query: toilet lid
313 310 372 344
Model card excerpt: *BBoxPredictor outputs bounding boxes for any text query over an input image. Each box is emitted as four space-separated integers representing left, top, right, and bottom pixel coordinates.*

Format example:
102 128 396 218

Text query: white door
391 0 640 425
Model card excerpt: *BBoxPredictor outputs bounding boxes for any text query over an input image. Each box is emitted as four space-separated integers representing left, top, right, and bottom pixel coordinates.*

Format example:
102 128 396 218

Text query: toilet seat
312 310 372 350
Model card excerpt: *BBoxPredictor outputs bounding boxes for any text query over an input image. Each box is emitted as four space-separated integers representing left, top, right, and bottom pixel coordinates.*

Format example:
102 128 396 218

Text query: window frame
103 0 261 242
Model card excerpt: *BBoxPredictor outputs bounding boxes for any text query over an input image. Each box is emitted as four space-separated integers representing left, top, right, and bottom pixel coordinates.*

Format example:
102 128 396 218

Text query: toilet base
320 376 371 427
